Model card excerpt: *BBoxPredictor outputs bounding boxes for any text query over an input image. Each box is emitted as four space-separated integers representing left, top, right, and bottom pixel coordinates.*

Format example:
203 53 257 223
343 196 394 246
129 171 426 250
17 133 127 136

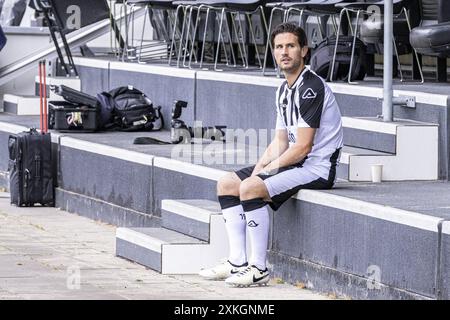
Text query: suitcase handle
35 155 41 179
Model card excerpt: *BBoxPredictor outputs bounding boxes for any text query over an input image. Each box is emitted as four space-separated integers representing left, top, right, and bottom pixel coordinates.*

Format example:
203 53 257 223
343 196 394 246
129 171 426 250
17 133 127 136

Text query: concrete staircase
116 199 229 274
340 117 439 181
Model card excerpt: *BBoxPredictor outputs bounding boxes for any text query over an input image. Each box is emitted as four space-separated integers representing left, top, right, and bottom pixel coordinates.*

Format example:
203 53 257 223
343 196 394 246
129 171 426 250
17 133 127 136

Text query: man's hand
251 129 288 177
251 164 265 176
262 127 316 173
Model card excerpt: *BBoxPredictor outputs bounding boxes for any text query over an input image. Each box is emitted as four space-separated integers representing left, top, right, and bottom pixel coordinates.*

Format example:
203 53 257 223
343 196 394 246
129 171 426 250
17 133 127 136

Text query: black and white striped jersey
275 67 344 179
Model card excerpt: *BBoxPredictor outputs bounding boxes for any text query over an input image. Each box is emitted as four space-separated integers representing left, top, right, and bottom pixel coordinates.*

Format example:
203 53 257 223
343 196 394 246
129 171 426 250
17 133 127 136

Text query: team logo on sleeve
288 131 296 143
302 88 317 99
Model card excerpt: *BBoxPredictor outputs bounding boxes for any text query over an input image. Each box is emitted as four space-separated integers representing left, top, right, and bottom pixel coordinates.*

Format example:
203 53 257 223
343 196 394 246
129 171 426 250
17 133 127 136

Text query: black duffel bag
310 35 367 82
97 86 163 132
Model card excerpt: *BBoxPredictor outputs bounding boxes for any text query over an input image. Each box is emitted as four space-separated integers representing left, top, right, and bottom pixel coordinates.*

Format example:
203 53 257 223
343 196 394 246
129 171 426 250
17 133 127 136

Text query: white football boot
225 265 270 287
198 260 248 280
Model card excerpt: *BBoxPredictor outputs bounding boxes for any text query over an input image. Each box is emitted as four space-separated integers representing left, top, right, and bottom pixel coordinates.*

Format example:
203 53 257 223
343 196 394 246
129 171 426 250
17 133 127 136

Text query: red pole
39 61 43 133
43 60 48 133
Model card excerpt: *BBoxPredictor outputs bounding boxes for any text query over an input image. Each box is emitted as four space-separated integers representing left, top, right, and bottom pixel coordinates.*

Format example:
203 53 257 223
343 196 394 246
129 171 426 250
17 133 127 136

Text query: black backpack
97 86 163 132
310 36 367 82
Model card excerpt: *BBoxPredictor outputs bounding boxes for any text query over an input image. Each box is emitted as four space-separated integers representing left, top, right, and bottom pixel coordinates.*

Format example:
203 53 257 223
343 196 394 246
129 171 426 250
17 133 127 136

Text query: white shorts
235 163 335 211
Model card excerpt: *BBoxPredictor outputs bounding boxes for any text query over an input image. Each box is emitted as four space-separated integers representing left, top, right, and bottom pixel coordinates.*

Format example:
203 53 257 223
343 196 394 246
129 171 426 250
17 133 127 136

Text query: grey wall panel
267 251 429 300
440 233 450 299
343 128 396 154
78 65 109 96
109 70 195 130
152 167 217 215
336 163 348 180
334 94 381 117
56 188 159 227
161 210 210 241
3 102 17 114
273 200 437 297
59 146 152 214
196 80 276 146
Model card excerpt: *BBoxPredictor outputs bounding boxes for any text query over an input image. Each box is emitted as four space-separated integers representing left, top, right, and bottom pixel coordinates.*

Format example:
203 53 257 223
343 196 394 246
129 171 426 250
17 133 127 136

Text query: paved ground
0 193 331 300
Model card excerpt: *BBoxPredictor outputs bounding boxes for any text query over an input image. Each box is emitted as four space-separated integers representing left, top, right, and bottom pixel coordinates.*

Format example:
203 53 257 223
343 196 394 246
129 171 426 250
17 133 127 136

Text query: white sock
244 205 269 270
222 205 247 266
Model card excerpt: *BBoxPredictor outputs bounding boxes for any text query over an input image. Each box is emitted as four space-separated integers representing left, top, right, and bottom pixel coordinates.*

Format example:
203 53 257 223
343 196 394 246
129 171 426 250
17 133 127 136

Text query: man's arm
261 73 325 173
262 127 315 173
251 129 289 176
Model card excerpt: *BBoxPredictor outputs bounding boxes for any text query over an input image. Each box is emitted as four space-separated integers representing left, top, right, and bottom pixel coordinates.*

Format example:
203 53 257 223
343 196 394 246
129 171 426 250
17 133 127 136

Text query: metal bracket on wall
393 95 416 109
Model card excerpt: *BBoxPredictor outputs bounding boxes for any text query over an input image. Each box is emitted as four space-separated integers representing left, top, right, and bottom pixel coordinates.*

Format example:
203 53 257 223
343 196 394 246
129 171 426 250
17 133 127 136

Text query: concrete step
2 94 41 115
338 146 392 181
161 199 221 242
341 117 438 181
116 227 204 273
116 207 229 274
342 116 397 153
342 116 437 153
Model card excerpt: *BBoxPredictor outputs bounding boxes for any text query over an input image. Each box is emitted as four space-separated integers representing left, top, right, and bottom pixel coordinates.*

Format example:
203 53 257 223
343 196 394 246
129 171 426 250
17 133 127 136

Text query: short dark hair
270 22 308 48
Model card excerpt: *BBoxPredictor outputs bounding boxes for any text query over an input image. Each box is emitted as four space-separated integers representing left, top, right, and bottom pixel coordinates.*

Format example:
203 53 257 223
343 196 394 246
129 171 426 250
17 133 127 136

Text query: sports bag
97 86 163 132
310 35 367 82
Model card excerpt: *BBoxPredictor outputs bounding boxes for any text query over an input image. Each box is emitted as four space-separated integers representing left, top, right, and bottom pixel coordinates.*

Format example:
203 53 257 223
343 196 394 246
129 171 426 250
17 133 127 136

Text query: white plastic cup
371 164 383 183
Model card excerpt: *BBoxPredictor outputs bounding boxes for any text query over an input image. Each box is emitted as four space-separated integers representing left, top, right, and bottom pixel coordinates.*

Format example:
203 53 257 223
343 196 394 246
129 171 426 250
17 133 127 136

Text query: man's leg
239 177 271 271
217 172 247 266
225 165 331 286
225 176 271 286
198 172 248 280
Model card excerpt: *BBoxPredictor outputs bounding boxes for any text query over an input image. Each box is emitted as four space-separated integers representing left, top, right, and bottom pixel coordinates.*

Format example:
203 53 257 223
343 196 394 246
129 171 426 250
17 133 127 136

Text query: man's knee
239 177 269 200
217 173 241 196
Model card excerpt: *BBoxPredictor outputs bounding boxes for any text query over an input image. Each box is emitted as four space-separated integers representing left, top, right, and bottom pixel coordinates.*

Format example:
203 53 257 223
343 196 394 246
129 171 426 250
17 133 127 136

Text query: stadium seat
359 0 422 80
410 0 450 81
170 0 269 70
262 0 357 76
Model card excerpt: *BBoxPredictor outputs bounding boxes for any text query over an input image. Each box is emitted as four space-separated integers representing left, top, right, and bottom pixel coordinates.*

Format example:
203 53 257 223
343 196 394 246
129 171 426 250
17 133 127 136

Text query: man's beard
279 58 303 73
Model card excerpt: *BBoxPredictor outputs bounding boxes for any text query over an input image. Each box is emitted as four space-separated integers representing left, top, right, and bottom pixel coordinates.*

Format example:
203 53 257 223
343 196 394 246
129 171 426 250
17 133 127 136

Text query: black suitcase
48 100 99 132
52 85 98 108
310 35 367 82
8 129 54 207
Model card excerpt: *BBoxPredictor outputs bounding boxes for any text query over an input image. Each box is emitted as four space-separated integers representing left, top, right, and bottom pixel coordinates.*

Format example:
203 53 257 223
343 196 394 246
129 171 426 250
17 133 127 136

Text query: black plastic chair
272 0 362 82
410 0 450 81
262 0 340 76
123 0 178 63
171 0 269 70
330 0 424 82
168 0 202 67
356 0 422 81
